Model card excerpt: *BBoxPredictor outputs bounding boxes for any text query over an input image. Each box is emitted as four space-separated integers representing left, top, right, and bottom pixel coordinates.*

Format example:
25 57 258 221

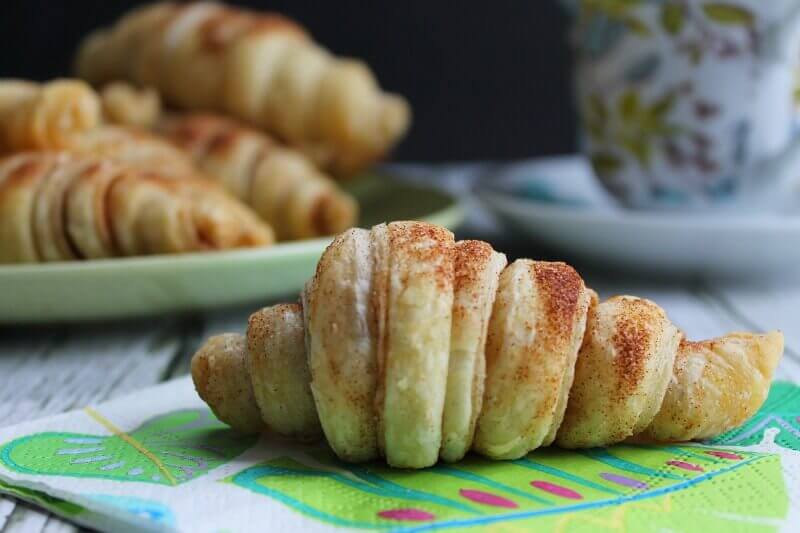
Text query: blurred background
0 0 575 162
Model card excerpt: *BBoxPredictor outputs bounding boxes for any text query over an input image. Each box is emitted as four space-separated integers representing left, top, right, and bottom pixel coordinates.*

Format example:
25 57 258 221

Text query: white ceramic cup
566 0 800 210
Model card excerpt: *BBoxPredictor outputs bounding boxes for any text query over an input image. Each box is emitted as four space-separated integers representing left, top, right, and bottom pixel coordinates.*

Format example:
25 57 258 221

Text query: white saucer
477 156 800 278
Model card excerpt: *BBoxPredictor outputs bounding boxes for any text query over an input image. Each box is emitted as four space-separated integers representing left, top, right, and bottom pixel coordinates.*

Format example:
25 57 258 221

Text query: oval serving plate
0 173 464 323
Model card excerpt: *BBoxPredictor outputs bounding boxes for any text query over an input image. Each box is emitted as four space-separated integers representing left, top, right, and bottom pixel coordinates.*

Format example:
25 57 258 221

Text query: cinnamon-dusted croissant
75 2 411 177
158 114 358 240
0 79 101 153
0 152 273 263
191 221 784 468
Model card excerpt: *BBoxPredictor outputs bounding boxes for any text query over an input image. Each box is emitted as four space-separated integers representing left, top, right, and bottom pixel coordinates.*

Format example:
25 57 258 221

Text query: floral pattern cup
567 0 800 209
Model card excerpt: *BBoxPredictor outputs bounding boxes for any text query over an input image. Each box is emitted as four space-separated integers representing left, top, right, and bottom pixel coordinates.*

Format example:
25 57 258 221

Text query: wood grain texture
0 500 14 530
2 503 77 533
0 315 193 532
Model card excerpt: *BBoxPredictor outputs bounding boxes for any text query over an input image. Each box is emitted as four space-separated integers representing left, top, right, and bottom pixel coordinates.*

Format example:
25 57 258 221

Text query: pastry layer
557 296 682 448
247 303 321 441
374 221 455 468
305 228 379 462
474 260 590 459
440 240 506 462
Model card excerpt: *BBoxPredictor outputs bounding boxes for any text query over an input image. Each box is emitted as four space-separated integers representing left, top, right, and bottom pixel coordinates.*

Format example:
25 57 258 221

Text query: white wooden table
1 163 799 532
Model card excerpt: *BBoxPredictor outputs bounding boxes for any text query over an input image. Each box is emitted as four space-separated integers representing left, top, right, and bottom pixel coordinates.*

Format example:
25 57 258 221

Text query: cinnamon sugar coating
190 222 784 468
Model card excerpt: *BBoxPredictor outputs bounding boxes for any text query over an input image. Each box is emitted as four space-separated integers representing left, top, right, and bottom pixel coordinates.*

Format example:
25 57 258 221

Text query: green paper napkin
0 377 797 532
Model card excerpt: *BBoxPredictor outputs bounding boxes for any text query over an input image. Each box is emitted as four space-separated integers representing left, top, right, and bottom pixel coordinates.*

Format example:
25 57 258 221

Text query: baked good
441 240 507 462
158 114 358 240
0 79 101 153
75 2 410 177
191 221 784 468
0 151 273 263
554 296 683 448
473 260 592 459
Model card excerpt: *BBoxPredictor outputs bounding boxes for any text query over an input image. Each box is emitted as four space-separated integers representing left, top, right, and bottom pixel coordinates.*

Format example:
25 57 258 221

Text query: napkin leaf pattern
0 409 256 486
222 382 800 531
0 382 798 531
226 446 784 531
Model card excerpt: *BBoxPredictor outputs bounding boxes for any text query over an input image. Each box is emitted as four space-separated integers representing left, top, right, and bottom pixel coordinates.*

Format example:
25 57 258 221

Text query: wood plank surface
0 316 193 532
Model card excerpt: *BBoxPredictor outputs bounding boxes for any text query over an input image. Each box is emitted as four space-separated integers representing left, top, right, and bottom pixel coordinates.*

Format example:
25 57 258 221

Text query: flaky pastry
75 2 410 177
191 221 783 468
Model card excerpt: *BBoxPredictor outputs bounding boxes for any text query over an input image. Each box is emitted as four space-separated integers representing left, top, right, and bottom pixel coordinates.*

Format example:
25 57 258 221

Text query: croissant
0 79 101 153
157 113 358 240
74 2 411 177
191 221 784 468
0 151 273 264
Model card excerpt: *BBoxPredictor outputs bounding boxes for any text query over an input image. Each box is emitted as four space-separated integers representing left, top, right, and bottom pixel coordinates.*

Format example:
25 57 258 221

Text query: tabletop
1 162 799 533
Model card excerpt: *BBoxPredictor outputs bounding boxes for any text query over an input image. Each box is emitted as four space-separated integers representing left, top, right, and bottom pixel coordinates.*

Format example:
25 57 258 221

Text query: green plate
0 174 464 324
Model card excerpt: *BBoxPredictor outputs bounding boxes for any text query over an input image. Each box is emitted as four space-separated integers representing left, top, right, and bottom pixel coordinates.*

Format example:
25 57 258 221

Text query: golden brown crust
638 331 783 441
61 124 276 252
556 296 683 448
440 240 506 462
100 82 162 129
159 113 357 240
75 1 409 178
168 177 275 250
64 125 198 178
0 151 273 263
305 228 379 462
32 157 93 261
197 6 306 51
65 160 121 259
247 304 321 441
0 79 101 153
0 153 57 263
375 222 455 468
474 260 590 459
107 171 198 256
191 333 265 433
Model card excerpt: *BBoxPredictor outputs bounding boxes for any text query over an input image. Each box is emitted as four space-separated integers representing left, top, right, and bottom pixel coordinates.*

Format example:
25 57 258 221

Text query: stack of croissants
192 221 784 468
1 1 411 263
